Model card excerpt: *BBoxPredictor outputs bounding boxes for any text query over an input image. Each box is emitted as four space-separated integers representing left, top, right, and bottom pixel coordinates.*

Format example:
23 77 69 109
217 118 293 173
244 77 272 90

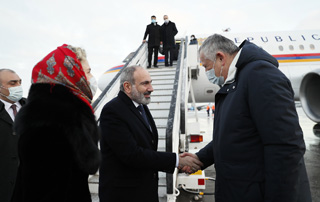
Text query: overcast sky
1 0 320 96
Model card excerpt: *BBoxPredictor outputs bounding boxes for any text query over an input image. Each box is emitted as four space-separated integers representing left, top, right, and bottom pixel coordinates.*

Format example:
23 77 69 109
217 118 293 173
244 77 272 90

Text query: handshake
178 153 203 174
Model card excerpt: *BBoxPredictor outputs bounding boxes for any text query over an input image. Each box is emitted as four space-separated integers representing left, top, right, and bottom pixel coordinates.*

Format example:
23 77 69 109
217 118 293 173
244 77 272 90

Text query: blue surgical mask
205 68 224 86
151 19 156 23
0 85 23 102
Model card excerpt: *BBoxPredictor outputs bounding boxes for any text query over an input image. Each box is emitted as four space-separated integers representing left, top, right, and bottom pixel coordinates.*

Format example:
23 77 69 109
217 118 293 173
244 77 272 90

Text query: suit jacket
0 98 26 202
99 91 176 202
143 23 161 47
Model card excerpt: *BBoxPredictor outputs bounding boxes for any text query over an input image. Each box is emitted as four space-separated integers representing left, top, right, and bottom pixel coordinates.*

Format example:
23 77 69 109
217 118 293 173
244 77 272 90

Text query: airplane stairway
147 65 177 202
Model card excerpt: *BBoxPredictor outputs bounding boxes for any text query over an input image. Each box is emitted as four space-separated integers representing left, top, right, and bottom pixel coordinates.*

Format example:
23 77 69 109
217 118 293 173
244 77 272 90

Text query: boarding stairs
90 37 200 202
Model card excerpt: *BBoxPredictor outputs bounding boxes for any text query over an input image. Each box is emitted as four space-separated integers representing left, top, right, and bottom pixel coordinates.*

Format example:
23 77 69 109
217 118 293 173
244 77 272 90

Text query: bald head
0 69 22 103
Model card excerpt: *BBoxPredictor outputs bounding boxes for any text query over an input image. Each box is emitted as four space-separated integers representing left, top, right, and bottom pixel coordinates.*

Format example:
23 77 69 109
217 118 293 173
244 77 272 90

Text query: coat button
227 89 229 92
233 86 235 89
12 132 16 136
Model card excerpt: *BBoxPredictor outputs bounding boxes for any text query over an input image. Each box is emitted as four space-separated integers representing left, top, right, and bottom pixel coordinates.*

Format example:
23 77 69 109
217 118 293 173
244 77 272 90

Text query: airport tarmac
92 104 320 202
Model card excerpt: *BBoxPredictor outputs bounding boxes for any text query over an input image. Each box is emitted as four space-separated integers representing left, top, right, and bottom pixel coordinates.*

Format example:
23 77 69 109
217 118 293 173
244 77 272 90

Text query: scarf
32 44 93 110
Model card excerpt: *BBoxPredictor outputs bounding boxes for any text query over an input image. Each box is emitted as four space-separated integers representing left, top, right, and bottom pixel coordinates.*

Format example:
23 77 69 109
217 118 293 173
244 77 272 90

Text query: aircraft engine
299 70 320 123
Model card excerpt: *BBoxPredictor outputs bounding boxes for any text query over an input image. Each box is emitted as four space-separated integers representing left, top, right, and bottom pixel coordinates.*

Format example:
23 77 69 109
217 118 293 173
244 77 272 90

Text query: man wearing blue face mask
181 34 311 202
161 15 178 67
143 15 161 68
0 69 26 202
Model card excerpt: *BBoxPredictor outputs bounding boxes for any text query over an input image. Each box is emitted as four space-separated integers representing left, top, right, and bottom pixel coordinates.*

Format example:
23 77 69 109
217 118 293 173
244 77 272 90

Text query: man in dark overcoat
0 69 25 202
98 65 202 202
161 15 178 67
143 15 162 68
182 34 312 202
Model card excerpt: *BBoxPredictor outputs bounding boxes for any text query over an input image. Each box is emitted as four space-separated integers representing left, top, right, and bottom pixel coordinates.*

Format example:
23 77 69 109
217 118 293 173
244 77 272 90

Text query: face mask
89 77 97 97
191 37 194 40
205 66 225 86
165 19 169 24
0 85 23 102
151 19 156 23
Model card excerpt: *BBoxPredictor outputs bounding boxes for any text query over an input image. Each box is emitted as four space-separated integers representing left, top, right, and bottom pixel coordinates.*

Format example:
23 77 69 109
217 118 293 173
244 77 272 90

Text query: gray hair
199 34 239 61
0 69 16 85
69 45 87 62
119 65 142 91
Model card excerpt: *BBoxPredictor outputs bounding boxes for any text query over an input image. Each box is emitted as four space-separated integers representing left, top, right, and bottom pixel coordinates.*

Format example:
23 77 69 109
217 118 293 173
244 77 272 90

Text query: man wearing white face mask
161 15 178 67
143 15 161 68
0 69 26 202
181 34 311 202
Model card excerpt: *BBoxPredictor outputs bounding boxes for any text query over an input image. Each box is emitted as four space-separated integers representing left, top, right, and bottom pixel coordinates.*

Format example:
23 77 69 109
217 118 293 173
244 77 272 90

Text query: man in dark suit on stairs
98 65 202 202
161 15 178 67
143 15 162 68
0 69 26 202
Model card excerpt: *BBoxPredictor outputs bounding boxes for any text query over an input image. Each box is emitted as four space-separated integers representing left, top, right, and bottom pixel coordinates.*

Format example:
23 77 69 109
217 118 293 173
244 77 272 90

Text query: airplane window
310 44 315 50
299 45 304 50
279 45 284 51
289 45 294 51
206 90 214 94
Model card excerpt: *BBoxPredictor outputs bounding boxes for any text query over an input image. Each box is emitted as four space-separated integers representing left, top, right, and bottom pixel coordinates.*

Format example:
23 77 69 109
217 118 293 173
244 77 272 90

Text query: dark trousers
164 47 174 66
148 46 159 67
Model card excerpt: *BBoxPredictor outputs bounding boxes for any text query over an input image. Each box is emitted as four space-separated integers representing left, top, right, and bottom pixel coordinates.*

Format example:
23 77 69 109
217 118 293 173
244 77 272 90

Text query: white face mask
164 19 169 24
0 85 23 102
205 62 225 86
89 77 97 97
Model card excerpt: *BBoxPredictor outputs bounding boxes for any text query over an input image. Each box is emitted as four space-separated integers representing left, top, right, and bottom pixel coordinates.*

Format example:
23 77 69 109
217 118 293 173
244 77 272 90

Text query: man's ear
123 81 132 94
216 51 226 66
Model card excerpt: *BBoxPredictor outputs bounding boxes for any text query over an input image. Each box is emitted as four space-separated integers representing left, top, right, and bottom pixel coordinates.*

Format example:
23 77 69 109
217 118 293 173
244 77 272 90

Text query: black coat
0 98 26 202
11 84 100 202
196 41 311 202
161 21 178 48
99 91 176 202
143 23 161 47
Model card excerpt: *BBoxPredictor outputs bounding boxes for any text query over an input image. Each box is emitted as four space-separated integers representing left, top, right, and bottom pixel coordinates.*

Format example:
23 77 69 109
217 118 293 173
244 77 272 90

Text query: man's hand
178 152 203 174
160 41 163 45
143 40 146 43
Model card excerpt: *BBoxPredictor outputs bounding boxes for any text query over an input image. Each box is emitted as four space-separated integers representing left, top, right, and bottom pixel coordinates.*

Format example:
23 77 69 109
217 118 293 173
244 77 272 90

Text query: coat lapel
0 101 13 125
118 91 154 134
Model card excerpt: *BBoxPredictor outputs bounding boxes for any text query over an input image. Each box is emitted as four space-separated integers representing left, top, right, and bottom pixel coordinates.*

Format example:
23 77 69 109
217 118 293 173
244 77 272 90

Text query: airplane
97 30 320 124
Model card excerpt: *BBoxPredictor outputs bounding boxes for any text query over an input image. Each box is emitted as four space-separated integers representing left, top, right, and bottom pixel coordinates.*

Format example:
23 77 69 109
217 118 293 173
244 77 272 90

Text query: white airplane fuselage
98 30 320 123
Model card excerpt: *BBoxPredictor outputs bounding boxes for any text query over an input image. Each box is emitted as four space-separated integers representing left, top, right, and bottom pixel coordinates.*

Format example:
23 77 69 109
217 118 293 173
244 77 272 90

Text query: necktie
11 104 17 117
137 104 151 131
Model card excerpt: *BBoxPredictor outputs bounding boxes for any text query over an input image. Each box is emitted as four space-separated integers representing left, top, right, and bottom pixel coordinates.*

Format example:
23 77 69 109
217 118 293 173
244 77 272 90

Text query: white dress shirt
0 98 22 121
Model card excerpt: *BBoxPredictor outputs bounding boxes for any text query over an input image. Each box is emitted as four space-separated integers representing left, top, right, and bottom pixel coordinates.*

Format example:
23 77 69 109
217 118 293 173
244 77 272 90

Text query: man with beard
98 65 202 202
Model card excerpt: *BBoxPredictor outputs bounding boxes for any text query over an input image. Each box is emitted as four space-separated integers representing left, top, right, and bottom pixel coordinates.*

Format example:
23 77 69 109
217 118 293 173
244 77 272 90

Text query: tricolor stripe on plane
104 56 166 74
104 65 124 74
273 53 320 63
